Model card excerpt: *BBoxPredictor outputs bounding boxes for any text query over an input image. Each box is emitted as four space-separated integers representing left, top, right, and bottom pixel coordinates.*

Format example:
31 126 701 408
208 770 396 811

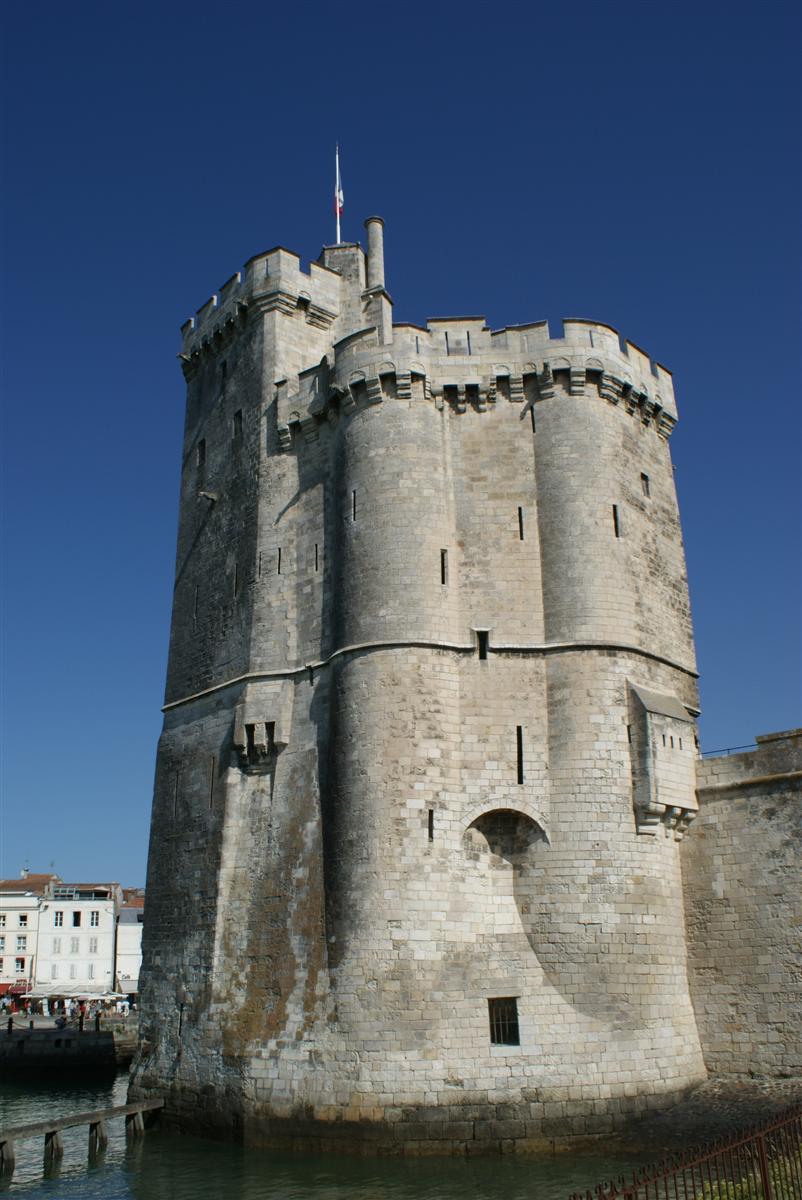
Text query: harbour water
0 1073 643 1199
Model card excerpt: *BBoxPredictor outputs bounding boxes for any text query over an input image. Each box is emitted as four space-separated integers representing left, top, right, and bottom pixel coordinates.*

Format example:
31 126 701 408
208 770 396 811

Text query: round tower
133 225 707 1152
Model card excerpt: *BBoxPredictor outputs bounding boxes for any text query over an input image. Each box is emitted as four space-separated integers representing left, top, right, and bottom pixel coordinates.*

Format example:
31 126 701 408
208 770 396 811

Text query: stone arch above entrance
459 798 550 845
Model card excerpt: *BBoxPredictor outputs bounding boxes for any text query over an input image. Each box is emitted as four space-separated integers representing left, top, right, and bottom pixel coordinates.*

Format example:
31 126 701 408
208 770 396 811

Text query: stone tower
132 218 707 1151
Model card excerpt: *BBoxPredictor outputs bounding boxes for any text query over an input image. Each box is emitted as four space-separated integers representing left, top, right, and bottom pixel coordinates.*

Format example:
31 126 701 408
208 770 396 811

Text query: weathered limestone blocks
133 218 717 1154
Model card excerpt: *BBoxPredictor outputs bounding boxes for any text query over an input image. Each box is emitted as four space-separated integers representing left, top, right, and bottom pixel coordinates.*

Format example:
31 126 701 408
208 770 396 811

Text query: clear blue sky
1 1 799 886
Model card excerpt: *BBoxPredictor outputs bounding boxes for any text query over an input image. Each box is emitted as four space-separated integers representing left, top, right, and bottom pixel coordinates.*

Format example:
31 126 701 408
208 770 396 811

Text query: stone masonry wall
682 730 802 1076
133 225 711 1153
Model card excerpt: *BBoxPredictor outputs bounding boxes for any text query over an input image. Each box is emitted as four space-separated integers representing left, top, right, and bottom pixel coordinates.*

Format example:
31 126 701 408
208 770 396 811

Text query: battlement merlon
178 218 676 423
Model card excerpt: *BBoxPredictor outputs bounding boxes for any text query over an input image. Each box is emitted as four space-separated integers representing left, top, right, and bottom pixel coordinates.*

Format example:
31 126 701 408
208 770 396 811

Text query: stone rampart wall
682 730 802 1076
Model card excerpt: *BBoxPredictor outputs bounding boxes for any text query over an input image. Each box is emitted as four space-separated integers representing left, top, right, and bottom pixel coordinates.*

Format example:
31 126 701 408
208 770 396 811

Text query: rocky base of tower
129 1075 704 1157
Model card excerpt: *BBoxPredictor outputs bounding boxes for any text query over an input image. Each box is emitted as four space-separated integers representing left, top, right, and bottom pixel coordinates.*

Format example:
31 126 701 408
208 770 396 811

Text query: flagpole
335 144 342 244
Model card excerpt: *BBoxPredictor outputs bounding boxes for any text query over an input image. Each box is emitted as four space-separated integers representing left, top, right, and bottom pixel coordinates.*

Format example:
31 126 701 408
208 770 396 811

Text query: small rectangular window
18 914 27 927
314 543 319 572
641 472 650 497
0 937 4 951
518 507 525 540
72 912 81 927
233 409 243 441
488 997 520 1046
352 490 357 522
52 937 61 954
90 911 99 927
88 963 95 980
54 911 63 927
612 504 621 538
15 957 25 973
277 548 282 575
0 915 5 927
69 963 77 980
89 937 98 954
428 809 434 841
70 937 79 954
440 549 448 586
51 963 58 979
516 726 524 785
16 936 26 952
477 630 488 661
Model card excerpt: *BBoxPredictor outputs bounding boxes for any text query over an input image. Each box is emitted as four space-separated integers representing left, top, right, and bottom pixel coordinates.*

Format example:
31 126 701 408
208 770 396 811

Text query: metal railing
571 1104 802 1200
701 744 758 758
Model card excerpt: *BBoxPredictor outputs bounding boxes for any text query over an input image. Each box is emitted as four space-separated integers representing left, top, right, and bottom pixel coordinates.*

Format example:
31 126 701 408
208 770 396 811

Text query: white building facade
116 900 144 995
0 874 58 1000
34 883 122 997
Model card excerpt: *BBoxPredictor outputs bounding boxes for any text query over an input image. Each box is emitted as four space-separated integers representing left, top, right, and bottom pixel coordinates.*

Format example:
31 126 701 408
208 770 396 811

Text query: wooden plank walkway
0 1099 164 1179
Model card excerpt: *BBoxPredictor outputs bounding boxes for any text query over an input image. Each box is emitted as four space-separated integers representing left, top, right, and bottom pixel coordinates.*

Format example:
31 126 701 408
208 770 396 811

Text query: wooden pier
0 1099 164 1180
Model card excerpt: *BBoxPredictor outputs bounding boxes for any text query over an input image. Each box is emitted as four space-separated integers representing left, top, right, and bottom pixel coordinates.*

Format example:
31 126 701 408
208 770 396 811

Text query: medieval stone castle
131 218 801 1153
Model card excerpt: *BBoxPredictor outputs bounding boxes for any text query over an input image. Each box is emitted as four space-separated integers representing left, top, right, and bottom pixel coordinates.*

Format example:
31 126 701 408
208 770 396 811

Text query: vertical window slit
277 548 282 574
518 506 525 540
196 438 206 485
530 406 536 432
444 331 450 356
209 755 216 809
415 335 420 354
626 724 632 745
352 490 357 521
440 548 448 585
315 543 319 572
428 809 434 841
233 409 243 441
679 737 683 750
641 472 650 497
258 551 262 579
516 726 524 784
612 504 621 538
466 330 472 355
477 630 488 660
233 563 239 596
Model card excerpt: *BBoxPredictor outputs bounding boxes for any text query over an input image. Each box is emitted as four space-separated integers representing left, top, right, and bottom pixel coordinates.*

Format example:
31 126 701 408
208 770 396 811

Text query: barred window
488 997 520 1046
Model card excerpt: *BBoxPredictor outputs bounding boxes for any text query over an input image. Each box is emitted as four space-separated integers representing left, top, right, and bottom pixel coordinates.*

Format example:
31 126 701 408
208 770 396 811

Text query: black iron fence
571 1105 802 1200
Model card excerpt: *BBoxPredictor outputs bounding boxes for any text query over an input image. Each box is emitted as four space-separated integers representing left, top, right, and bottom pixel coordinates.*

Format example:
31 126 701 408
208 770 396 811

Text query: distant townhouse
116 889 144 996
0 872 61 999
34 882 122 996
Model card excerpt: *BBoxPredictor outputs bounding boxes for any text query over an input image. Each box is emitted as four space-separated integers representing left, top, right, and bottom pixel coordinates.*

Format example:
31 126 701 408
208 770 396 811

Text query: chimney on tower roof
364 217 385 291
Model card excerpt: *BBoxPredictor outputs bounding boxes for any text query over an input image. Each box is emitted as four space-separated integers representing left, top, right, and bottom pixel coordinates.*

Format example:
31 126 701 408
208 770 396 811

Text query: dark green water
0 1073 642 1199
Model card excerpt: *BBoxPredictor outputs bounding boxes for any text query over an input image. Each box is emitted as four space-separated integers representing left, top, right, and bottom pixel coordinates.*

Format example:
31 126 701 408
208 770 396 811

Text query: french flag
334 146 344 218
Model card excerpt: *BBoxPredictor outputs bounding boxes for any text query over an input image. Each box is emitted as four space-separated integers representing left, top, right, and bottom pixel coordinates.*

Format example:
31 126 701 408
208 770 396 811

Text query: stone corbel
233 680 293 773
395 370 412 401
537 365 555 400
569 366 586 396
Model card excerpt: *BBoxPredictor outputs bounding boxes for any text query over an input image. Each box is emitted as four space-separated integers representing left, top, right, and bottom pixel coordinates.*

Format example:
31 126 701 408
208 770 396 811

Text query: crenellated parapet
178 245 347 376
274 313 678 450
